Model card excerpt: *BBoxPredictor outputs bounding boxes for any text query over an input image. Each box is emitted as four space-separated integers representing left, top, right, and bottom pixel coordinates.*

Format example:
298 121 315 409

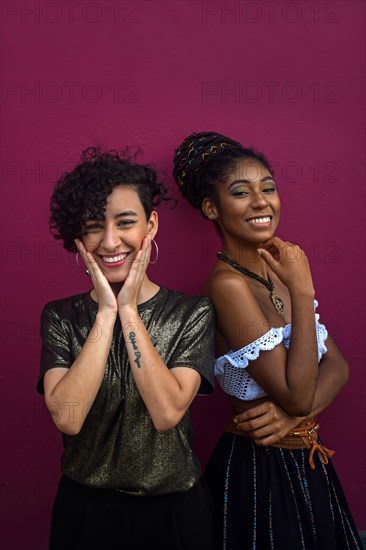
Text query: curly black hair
50 147 172 253
172 131 273 212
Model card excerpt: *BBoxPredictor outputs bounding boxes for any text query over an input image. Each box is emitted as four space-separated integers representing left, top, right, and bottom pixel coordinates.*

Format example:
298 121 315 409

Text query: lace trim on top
314 300 328 359
214 300 328 401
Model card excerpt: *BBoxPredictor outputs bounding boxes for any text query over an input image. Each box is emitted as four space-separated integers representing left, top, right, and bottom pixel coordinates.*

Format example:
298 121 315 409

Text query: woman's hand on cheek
75 239 118 314
117 236 151 312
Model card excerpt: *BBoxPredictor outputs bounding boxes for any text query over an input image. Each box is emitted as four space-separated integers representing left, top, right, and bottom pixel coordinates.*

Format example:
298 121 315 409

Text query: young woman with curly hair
37 147 217 550
172 132 361 550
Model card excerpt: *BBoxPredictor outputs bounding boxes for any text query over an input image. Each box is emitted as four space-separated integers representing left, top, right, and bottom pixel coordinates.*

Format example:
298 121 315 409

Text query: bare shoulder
203 267 272 350
204 267 252 301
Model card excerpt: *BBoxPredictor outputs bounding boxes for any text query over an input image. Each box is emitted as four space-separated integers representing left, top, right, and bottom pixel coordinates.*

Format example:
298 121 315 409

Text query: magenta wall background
1 1 365 548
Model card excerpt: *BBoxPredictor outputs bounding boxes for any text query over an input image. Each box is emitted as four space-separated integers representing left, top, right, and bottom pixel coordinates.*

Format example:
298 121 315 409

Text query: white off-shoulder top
215 300 328 401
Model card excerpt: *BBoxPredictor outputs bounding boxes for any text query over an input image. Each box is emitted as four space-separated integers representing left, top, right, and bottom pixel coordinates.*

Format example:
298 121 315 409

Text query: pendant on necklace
270 290 285 317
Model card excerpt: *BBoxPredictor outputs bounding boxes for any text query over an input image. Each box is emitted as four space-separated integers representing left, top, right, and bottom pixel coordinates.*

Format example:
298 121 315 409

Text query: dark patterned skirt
205 433 362 550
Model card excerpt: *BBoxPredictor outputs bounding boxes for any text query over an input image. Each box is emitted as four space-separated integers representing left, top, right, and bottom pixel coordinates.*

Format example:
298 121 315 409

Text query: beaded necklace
217 252 285 317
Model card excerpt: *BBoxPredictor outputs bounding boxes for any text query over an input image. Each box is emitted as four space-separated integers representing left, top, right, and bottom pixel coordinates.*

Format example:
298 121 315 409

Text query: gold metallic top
38 288 215 496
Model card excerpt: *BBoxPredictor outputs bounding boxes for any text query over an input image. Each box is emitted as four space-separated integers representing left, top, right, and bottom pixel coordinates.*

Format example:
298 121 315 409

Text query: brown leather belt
225 417 335 470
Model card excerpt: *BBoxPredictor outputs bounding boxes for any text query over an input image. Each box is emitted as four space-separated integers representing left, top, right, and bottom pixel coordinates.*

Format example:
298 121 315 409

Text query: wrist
289 288 315 300
118 306 139 322
119 309 141 343
96 309 117 324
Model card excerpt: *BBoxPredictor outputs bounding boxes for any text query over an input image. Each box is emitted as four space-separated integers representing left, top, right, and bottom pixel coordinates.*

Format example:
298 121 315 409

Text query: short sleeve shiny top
37 287 215 496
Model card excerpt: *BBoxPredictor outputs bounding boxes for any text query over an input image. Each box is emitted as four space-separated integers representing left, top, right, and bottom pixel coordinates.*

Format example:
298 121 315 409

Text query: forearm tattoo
128 331 142 368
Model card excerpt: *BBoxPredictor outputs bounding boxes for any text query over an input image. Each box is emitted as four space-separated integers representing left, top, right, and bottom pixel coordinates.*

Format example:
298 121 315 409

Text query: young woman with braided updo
37 147 217 550
173 132 361 550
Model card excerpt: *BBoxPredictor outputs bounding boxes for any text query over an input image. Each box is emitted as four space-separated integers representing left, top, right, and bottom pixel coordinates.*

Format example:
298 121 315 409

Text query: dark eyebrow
114 211 138 218
228 176 274 190
83 211 138 224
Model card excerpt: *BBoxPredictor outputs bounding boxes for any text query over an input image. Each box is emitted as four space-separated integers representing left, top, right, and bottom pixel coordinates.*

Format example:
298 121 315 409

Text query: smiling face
202 157 280 247
81 185 158 284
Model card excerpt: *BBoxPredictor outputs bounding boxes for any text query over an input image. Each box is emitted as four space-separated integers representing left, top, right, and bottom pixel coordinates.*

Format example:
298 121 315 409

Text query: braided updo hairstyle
172 131 273 213
50 147 171 253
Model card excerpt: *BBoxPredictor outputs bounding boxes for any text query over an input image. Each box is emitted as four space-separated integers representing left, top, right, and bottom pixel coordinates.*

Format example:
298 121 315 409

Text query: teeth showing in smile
248 217 271 224
103 253 128 263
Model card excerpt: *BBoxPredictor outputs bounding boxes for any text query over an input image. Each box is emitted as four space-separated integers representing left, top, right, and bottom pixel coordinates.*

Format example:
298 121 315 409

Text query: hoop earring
76 253 80 267
149 239 159 265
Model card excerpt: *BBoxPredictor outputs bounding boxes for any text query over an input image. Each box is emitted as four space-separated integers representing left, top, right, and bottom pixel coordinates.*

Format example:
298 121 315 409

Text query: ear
147 211 158 239
202 198 219 220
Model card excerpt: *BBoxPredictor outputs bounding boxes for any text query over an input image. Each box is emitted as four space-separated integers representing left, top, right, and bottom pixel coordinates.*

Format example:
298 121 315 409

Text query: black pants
50 476 217 550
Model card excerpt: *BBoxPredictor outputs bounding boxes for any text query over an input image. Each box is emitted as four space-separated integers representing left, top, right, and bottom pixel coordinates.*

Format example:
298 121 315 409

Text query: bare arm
44 310 117 435
120 311 201 431
43 239 119 435
210 238 318 416
234 334 349 445
117 238 203 432
305 334 349 416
